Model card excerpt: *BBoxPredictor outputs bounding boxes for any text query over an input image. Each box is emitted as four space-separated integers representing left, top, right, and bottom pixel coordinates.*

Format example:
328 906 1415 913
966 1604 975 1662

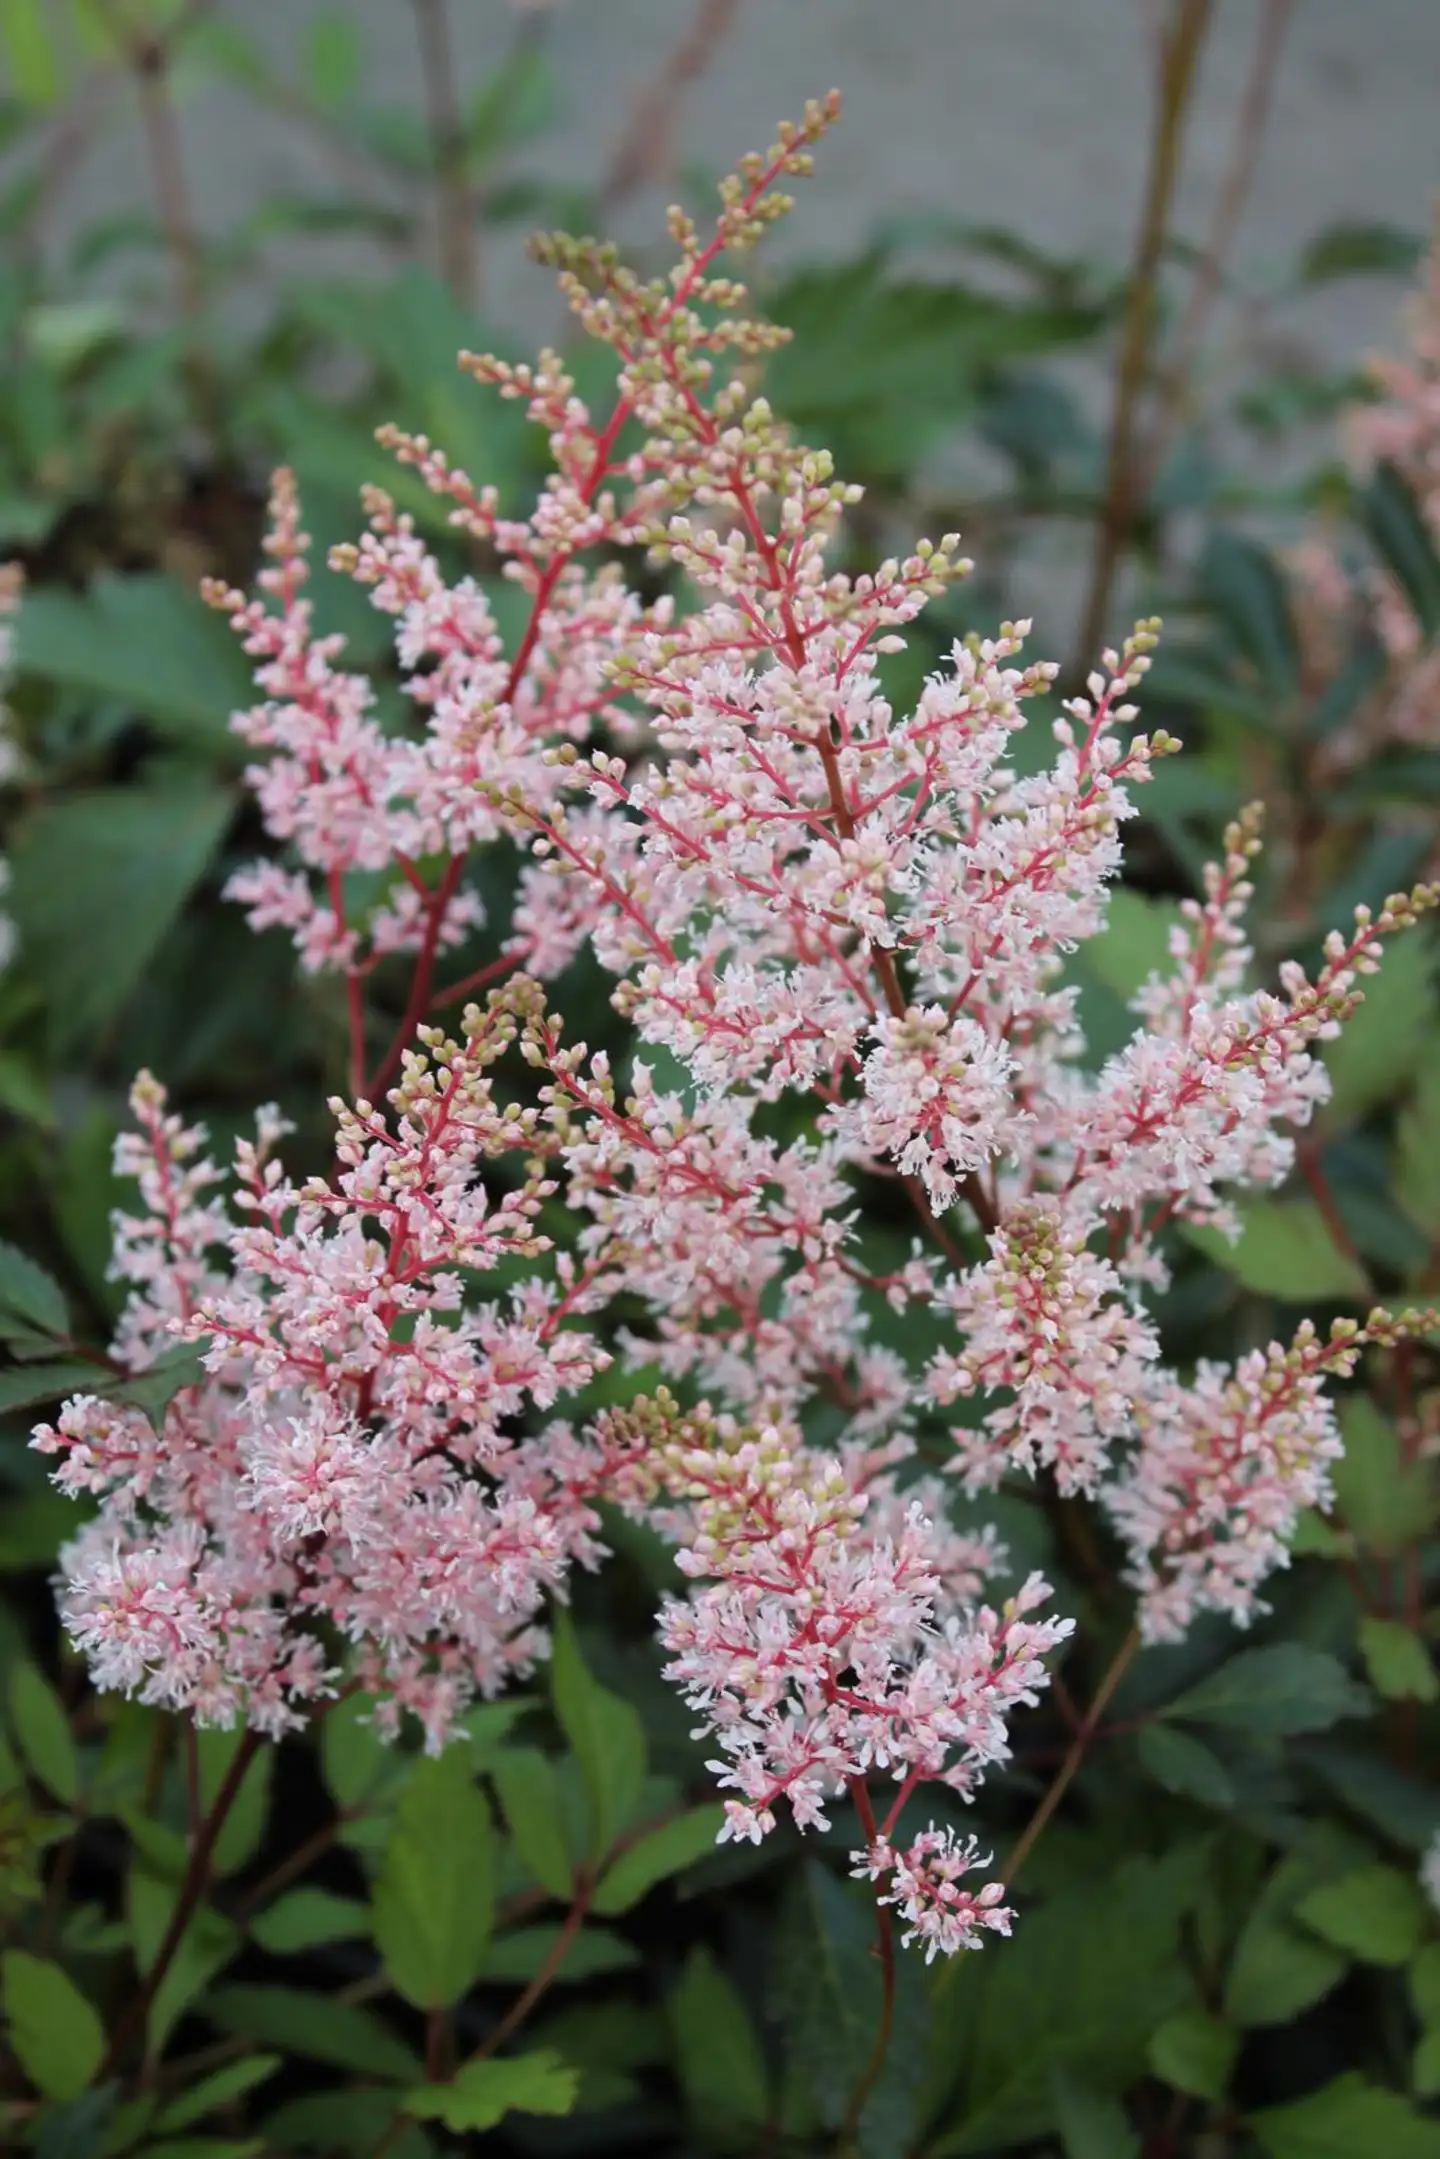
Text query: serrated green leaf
1360 463 1440 642
1162 1646 1371 1735
1250 2072 1440 2157
1359 1616 1439 1703
490 1748 574 1900
1295 1864 1427 1965
774 1858 930 2157
196 1727 273 1878
668 1944 770 2141
1050 2067 1141 2159
153 2055 281 2133
1198 530 1299 696
372 1750 494 2010
320 1691 402 1815
1081 887 1187 1006
0 1949 104 2100
1181 1201 1370 1301
10 782 235 1050
1225 1840 1360 2027
550 1613 647 1863
0 1238 69 1345
13 574 253 750
248 1888 370 1956
591 1803 725 1915
129 1866 242 2056
1147 2007 1238 2101
1332 1396 1436 1555
0 1360 104 1416
206 1985 421 2081
8 1661 79 1804
929 1846 1201 2154
1397 1050 1440 1240
1325 928 1437 1122
406 2049 577 2132
481 1922 637 1985
1136 1722 1234 1809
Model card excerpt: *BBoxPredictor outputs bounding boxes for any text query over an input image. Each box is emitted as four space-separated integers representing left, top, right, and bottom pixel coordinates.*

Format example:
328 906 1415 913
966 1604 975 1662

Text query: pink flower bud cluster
29 98 1440 1954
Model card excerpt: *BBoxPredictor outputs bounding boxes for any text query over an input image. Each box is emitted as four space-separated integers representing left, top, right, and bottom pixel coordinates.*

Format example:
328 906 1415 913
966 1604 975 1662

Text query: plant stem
835 1782 897 2155
464 1876 593 2067
101 1726 263 2079
1137 0 1294 497
411 0 477 305
598 0 745 215
1071 0 1215 672
1002 1627 1140 1887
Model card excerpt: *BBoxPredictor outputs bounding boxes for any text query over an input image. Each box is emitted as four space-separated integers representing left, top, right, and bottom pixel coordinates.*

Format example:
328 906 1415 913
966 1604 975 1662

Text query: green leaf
13 574 254 751
1299 221 1425 285
153 2056 282 2133
1411 1940 1440 2026
0 1950 104 2100
206 1985 422 2081
482 1923 638 1985
1050 2068 1140 2159
261 2088 421 2156
0 1048 54 1129
248 1889 370 1955
320 1691 403 1815
110 1343 210 1426
490 1748 574 1900
550 1613 647 1862
1198 530 1299 696
929 1847 1200 2154
1359 1616 1439 1703
1147 2008 1238 2101
304 11 361 106
1136 1722 1234 1809
0 0 61 106
372 1749 495 2010
1162 1646 1371 1735
0 1238 70 1352
134 2140 263 2158
196 1727 273 1878
1295 1864 1427 1966
1325 929 1437 1123
1360 463 1440 642
1081 888 1187 1006
1332 1397 1437 1556
1415 2030 1440 2098
1398 1048 1440 1240
0 1360 104 1416
1225 1840 1360 2027
406 2050 578 2132
1250 2073 1440 2157
1181 1200 1370 1302
668 1945 770 2139
10 782 234 1050
8 1661 79 1804
129 1866 242 2056
774 1859 929 2157
591 1804 725 1915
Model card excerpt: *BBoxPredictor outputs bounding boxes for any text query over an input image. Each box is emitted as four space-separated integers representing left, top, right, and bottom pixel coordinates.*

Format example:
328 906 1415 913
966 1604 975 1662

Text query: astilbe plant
27 93 1440 2046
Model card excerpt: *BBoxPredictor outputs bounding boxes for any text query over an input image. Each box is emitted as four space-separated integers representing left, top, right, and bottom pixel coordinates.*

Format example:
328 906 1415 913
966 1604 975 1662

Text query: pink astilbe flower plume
31 94 1440 1958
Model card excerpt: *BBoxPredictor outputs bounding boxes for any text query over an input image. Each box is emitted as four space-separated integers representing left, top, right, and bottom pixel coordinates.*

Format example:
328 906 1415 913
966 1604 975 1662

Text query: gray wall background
34 1 1440 633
